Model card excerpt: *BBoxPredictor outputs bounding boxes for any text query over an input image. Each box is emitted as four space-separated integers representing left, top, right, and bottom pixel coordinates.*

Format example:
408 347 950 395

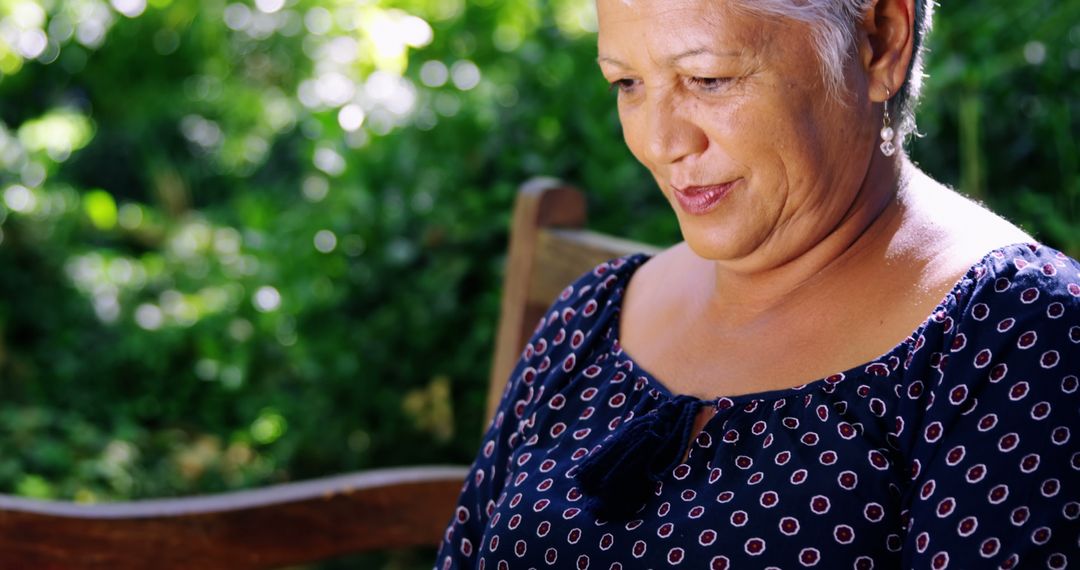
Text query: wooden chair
0 178 659 569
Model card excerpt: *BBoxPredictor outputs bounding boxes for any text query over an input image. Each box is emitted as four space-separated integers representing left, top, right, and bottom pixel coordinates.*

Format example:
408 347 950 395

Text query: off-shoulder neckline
604 242 1041 407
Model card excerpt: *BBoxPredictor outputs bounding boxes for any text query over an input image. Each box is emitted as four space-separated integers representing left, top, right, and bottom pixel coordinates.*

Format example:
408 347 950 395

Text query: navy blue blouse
437 243 1079 569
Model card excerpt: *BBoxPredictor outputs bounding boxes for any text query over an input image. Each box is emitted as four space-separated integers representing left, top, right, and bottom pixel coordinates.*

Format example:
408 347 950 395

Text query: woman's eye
608 78 639 94
688 76 731 91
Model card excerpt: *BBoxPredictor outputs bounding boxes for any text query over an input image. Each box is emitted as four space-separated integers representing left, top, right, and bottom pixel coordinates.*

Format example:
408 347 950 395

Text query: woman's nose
644 92 708 166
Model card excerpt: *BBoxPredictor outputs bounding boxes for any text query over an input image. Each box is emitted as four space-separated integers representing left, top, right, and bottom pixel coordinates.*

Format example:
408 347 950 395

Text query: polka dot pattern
437 244 1080 569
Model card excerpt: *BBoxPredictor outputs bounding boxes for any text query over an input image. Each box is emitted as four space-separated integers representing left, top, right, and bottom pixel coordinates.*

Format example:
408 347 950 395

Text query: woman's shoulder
540 253 650 321
901 174 1034 276
961 243 1078 309
515 253 650 372
931 242 1078 381
615 242 696 329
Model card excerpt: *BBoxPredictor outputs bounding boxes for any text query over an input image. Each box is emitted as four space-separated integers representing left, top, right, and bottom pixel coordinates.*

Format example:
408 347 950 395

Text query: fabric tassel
576 395 704 520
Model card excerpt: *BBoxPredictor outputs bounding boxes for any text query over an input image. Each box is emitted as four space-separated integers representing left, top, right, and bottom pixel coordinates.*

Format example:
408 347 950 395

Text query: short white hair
730 0 935 139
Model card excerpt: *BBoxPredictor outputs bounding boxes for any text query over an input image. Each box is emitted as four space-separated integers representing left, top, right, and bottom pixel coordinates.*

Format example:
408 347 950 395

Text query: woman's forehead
597 0 723 21
597 0 771 62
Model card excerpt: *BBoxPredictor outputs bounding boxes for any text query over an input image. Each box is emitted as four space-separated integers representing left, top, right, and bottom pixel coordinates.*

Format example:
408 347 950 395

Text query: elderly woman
438 0 1078 568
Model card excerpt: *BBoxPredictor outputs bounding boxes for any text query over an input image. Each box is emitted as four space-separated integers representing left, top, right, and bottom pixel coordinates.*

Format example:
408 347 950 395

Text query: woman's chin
677 222 766 263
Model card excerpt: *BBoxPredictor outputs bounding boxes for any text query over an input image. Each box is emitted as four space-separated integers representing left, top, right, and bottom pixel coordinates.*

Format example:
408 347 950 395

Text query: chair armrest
0 465 468 569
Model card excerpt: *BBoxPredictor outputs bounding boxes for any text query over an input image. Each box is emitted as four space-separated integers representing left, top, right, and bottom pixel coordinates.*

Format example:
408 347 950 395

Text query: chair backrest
487 177 661 420
0 178 659 569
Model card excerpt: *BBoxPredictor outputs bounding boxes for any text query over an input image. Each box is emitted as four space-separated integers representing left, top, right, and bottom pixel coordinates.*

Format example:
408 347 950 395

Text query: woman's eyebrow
597 47 742 68
596 55 629 68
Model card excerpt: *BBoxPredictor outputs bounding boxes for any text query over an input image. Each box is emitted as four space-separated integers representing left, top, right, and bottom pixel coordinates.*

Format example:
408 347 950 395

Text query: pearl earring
880 88 896 157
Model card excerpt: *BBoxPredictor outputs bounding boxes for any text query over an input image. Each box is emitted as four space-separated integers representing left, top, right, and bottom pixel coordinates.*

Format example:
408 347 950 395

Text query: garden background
0 0 1076 567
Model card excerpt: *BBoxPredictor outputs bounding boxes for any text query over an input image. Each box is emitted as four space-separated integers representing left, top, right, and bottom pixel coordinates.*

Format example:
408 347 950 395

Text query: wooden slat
487 178 588 421
528 228 662 306
0 466 468 569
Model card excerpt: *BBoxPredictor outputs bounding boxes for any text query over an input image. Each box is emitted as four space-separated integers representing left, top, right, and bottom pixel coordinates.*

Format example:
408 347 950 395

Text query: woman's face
597 0 879 266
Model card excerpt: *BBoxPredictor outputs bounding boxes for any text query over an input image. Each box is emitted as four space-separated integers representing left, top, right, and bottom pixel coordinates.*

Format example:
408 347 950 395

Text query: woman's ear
857 0 916 102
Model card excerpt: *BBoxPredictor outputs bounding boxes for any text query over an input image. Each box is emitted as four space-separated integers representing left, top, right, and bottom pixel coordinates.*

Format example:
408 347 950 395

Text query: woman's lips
671 180 738 215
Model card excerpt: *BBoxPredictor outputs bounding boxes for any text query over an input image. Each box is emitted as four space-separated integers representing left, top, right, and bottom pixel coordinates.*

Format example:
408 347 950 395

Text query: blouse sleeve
434 261 618 570
900 257 1080 569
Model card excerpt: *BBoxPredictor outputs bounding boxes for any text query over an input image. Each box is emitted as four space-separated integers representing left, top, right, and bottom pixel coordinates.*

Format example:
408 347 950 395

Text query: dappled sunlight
0 0 1072 532
17 110 94 162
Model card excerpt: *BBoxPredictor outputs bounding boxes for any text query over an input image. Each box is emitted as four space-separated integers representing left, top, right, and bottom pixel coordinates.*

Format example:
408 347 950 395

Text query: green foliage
912 0 1079 250
0 0 1074 531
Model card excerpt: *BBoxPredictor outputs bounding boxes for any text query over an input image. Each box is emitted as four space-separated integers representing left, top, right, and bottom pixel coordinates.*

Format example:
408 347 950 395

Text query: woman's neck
697 157 912 326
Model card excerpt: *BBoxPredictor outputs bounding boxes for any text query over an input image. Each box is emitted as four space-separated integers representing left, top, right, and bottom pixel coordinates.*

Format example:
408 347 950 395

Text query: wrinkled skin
597 0 1031 397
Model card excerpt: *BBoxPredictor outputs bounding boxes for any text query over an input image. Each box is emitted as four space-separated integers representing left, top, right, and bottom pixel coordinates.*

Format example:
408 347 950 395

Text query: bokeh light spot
313 146 345 176
223 3 252 31
110 0 147 18
134 303 164 330
304 7 332 35
4 185 35 213
337 104 365 132
450 60 481 90
400 15 433 48
1024 41 1046 65
117 203 143 229
253 286 281 312
301 175 329 202
250 409 287 444
314 229 337 253
420 60 449 87
17 29 48 59
254 0 284 15
83 189 118 230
